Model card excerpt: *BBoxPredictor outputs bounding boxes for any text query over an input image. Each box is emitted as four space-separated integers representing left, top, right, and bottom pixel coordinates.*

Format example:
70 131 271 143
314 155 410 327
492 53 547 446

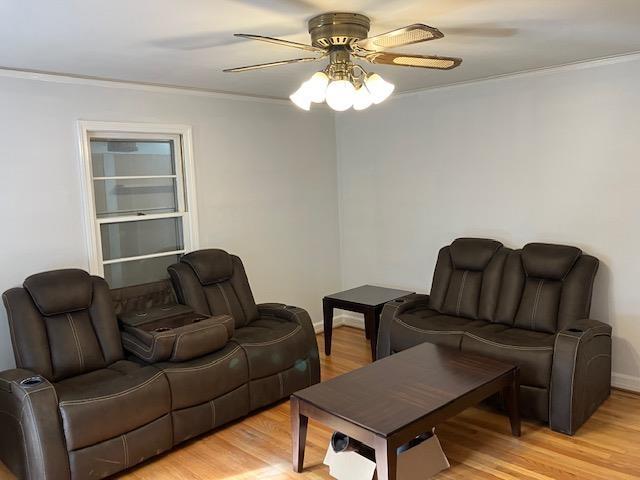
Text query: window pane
93 178 178 218
104 254 180 289
90 140 175 177
100 218 184 261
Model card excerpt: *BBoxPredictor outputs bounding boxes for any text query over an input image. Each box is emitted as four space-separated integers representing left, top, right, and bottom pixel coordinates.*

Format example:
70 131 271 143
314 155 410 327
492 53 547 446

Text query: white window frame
77 121 199 278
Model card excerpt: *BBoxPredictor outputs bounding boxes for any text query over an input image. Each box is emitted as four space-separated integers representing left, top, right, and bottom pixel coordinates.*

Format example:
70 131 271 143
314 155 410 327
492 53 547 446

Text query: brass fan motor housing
308 13 371 48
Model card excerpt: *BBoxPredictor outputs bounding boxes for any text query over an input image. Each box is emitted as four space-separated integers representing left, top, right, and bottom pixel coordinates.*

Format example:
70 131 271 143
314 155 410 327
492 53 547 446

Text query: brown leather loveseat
0 249 320 479
377 238 611 435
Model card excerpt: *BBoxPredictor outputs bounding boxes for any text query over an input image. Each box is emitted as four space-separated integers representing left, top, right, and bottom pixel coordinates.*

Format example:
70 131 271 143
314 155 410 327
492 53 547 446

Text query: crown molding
2 49 639 109
392 50 640 100
0 66 293 105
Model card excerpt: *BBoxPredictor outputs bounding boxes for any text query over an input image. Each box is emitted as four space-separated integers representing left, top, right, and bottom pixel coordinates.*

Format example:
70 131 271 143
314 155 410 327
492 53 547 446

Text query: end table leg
291 397 308 472
504 369 521 437
364 309 377 360
323 300 333 356
374 436 397 480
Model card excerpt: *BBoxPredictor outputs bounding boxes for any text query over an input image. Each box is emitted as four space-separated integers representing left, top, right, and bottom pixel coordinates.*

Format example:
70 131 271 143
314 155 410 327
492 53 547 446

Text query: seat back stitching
456 270 468 316
66 313 84 372
530 280 544 330
216 284 233 316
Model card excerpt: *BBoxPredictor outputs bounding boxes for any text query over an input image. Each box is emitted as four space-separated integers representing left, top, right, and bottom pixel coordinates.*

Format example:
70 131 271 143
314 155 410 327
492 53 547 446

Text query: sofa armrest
376 294 430 359
257 303 320 384
0 369 70 479
550 319 612 435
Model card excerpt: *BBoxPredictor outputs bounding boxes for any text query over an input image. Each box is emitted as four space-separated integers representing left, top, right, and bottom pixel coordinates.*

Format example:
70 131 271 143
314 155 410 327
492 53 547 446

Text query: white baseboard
313 313 364 333
612 372 640 392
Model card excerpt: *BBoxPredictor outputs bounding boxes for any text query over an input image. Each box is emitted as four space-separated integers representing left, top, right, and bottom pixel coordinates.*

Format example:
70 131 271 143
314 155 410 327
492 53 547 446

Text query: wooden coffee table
290 343 520 480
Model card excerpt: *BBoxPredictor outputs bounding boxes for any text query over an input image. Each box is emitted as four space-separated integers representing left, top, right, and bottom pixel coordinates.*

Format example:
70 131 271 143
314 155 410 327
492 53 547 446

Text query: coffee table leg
504 369 521 437
323 299 333 355
374 436 397 480
291 397 308 472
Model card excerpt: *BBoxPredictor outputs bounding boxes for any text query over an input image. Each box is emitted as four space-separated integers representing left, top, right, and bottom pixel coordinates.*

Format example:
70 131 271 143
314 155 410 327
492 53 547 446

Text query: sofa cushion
391 308 487 351
155 342 249 410
181 249 234 285
429 239 508 322
169 253 260 328
450 238 503 271
461 324 555 388
522 243 581 281
24 269 92 316
232 318 310 379
55 361 171 451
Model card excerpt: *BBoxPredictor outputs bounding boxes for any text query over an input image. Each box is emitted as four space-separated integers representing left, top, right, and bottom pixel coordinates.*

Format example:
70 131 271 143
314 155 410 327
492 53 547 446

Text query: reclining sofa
0 249 320 479
377 238 611 435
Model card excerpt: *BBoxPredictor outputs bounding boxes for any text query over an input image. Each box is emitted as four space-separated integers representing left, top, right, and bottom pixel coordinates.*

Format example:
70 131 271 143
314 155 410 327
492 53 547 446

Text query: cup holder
154 327 172 333
193 318 203 323
567 328 584 333
20 376 44 387
285 305 296 309
160 306 174 312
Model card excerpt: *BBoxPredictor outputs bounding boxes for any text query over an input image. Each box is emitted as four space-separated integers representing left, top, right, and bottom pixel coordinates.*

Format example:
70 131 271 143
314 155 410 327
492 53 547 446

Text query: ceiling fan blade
360 52 462 70
234 34 325 53
223 56 324 73
355 24 443 51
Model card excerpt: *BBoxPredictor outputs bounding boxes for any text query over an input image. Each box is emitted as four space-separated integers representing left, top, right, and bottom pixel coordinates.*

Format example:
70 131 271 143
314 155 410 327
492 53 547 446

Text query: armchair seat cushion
391 308 487 351
461 324 555 388
232 317 309 379
55 361 170 451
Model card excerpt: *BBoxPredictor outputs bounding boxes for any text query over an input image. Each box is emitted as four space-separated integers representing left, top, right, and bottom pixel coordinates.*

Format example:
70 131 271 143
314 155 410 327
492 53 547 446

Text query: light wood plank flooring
1 326 639 479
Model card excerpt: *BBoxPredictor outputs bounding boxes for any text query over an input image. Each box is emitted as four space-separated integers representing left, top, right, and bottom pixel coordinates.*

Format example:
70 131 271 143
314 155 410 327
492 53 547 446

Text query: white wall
0 75 340 371
335 56 640 390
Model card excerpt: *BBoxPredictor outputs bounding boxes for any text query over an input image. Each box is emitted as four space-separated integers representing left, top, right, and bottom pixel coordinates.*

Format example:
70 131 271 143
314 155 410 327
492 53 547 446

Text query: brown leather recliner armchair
377 238 612 435
168 249 321 411
0 270 173 479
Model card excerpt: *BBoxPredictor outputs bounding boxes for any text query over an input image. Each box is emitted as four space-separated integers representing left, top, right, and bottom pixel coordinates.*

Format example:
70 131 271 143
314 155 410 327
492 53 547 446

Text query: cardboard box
323 433 449 480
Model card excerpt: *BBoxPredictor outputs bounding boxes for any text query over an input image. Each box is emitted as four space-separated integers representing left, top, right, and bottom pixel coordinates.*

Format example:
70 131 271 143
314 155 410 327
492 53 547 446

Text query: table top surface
293 343 516 437
324 284 414 307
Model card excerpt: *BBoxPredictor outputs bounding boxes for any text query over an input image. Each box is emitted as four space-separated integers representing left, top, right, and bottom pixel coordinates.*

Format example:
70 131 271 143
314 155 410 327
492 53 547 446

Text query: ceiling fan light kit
225 12 462 112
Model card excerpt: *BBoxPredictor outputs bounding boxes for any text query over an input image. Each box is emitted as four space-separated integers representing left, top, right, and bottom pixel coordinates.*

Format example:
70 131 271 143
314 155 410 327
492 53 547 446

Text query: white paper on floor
323 433 450 480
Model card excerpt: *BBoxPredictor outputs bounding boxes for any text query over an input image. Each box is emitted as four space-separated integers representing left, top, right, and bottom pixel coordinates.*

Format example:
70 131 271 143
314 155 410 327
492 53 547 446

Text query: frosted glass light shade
306 72 329 103
365 73 395 104
353 86 373 111
325 80 356 111
289 84 311 111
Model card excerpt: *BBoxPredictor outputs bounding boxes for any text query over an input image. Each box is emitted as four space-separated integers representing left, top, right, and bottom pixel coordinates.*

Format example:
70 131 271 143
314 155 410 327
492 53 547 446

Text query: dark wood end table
291 343 521 480
323 285 414 359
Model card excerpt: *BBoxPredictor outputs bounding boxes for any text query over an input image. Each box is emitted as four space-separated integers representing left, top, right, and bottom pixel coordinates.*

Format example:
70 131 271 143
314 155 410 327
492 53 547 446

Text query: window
78 122 198 288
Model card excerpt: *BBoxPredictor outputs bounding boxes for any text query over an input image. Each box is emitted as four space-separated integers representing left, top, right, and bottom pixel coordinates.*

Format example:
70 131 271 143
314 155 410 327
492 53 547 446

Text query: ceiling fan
224 12 462 111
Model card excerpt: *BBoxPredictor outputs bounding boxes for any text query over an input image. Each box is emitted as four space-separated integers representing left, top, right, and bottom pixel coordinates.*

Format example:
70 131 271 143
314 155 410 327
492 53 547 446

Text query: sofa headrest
23 269 93 316
449 238 503 271
181 249 233 285
522 243 582 280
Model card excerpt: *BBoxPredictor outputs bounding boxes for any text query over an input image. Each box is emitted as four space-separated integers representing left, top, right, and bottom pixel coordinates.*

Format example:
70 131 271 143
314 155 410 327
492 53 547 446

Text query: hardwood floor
1 326 639 479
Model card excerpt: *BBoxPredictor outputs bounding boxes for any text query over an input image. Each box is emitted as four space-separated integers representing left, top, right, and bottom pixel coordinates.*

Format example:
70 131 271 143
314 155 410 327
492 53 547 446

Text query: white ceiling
2 0 640 99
